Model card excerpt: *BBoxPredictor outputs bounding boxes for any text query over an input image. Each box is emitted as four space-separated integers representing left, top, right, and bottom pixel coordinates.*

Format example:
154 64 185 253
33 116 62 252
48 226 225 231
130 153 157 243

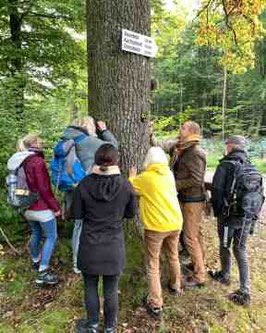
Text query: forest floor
1 214 266 333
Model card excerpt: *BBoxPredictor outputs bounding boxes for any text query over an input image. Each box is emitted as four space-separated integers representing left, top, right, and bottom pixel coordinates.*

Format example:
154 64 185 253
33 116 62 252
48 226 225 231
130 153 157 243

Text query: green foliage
152 16 266 137
196 0 266 73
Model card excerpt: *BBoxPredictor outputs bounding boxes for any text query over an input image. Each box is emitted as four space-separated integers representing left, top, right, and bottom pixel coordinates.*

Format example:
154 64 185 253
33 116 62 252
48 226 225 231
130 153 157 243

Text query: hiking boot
31 261 40 270
75 319 99 333
208 270 231 285
146 304 163 320
167 283 183 296
183 263 194 271
228 290 251 306
35 268 58 286
185 280 205 289
104 327 116 333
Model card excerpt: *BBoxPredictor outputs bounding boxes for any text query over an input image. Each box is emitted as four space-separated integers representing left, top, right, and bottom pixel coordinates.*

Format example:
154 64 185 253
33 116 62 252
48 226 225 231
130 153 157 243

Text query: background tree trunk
87 0 151 172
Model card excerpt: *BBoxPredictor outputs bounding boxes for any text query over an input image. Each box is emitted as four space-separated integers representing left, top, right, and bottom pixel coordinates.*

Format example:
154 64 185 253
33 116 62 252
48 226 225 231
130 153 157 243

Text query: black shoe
75 319 99 333
104 327 116 333
146 304 163 320
185 280 205 289
35 268 58 285
208 270 231 285
167 283 183 296
228 290 251 306
183 263 194 271
32 262 40 270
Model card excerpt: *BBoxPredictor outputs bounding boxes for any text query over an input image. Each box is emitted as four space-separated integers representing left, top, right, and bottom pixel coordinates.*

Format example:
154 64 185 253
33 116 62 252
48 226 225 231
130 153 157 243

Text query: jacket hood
143 147 168 169
62 126 88 140
221 148 247 164
146 163 170 175
7 151 35 171
88 174 123 202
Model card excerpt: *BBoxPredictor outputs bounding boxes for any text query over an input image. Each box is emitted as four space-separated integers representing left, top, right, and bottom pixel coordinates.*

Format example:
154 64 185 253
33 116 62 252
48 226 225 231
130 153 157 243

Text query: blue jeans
29 219 57 270
72 220 83 270
83 273 119 329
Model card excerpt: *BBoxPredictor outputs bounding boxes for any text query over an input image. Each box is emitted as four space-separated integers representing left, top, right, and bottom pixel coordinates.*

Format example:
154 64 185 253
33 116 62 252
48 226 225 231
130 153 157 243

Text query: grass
1 218 266 332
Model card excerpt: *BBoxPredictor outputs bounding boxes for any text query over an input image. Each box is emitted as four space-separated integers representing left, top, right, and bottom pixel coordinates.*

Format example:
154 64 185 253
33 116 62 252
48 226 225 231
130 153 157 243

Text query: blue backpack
51 134 87 191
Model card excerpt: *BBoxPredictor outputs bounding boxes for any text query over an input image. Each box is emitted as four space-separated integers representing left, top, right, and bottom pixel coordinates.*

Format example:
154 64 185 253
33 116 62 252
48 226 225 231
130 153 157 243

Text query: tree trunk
221 67 227 140
8 0 25 120
87 0 151 172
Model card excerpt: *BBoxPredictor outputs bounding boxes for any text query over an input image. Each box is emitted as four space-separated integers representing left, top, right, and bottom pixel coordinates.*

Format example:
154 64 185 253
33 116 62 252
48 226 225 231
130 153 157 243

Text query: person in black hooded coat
72 144 136 333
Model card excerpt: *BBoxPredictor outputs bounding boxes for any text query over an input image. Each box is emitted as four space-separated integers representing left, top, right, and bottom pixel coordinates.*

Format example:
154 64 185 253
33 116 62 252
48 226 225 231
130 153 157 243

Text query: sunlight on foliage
196 0 266 73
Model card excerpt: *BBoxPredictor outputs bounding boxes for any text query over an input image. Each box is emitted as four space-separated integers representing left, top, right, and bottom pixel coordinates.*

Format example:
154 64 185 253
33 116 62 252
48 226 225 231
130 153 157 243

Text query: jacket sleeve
150 136 177 155
72 185 85 220
128 173 145 196
101 130 118 148
176 152 206 191
33 158 60 212
211 162 234 217
123 181 136 219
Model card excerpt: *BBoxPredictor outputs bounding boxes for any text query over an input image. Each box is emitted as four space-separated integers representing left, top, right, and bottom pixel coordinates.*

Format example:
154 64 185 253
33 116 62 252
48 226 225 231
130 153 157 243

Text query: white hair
143 147 168 169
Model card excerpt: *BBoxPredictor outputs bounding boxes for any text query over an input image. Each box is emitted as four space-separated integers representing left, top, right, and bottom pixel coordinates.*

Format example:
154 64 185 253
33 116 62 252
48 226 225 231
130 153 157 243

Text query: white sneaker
73 267 81 274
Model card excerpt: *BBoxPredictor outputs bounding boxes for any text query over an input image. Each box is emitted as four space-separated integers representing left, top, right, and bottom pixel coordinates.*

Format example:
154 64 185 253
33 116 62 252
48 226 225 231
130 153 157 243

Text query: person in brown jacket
174 121 207 287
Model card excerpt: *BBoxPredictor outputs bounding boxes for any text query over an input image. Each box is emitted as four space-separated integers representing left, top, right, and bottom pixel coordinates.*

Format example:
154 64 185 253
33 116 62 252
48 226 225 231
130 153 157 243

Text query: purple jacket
23 150 60 212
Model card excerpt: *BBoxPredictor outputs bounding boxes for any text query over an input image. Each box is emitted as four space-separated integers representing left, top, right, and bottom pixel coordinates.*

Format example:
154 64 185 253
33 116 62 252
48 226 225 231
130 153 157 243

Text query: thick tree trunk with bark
87 0 151 172
8 0 25 119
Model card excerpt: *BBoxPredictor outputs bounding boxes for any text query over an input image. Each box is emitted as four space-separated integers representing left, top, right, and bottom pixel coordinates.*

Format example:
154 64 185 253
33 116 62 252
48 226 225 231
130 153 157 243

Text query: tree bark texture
8 0 25 119
87 0 151 172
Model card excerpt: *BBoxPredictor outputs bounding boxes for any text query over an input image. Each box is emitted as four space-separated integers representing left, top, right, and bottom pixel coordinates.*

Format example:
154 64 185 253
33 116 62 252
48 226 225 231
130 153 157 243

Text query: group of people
10 118 259 333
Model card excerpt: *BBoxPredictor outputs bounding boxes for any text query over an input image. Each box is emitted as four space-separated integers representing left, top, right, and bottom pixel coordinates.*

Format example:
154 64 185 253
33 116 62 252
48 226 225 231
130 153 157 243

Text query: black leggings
83 273 120 328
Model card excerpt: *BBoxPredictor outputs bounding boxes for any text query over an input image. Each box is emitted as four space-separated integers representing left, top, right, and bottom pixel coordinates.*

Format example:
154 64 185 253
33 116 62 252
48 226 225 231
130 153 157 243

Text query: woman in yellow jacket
129 147 183 320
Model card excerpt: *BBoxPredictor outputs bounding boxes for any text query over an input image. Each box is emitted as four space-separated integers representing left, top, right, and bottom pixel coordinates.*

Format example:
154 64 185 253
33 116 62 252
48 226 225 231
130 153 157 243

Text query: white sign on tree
121 29 158 58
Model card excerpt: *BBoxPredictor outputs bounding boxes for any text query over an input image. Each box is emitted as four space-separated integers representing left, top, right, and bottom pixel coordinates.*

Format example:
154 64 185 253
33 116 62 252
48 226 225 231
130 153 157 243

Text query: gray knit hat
225 135 246 147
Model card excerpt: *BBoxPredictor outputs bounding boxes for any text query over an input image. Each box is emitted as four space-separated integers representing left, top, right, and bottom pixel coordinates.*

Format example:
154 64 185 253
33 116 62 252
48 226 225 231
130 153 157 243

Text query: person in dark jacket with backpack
15 134 60 285
73 144 136 333
61 116 118 274
210 135 261 306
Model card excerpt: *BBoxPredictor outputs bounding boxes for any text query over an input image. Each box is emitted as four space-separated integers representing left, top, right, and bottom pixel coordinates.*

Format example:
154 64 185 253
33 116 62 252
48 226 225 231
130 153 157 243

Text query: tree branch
27 11 72 20
221 0 238 46
192 0 213 22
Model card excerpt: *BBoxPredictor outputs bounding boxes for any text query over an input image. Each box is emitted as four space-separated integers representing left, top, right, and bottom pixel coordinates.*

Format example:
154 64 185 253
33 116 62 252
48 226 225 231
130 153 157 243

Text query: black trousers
83 273 120 328
217 220 251 294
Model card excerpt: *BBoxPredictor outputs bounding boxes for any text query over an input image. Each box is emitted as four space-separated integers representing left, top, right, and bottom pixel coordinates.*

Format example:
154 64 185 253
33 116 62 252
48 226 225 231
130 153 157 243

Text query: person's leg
163 231 181 292
233 224 251 295
28 220 42 264
217 222 234 280
83 273 100 326
103 275 120 330
38 218 57 271
63 190 74 221
35 218 58 285
182 202 205 283
144 230 165 309
72 219 83 273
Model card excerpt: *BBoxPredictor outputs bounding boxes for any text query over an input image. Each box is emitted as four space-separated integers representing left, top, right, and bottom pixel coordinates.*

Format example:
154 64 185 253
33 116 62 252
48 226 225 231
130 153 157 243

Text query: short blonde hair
182 121 201 135
72 116 96 136
16 133 40 152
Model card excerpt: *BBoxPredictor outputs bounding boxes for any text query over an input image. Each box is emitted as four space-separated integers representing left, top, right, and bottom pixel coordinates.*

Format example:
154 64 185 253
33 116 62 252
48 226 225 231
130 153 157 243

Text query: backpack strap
219 160 239 217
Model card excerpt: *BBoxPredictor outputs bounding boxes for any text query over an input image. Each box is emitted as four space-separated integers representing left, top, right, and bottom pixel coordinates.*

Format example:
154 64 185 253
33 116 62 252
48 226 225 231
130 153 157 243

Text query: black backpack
224 159 265 219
